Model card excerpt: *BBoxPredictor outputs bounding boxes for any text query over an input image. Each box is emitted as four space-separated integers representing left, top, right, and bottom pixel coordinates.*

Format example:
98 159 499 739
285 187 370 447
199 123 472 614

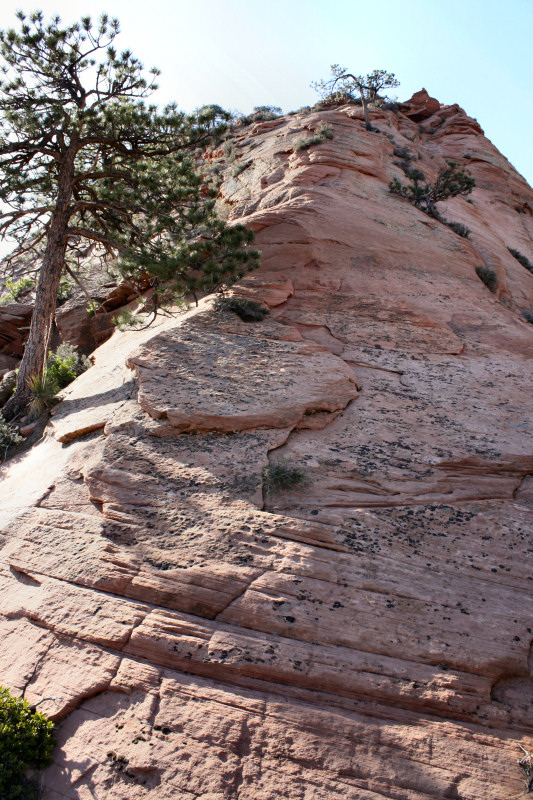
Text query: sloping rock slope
1 94 533 799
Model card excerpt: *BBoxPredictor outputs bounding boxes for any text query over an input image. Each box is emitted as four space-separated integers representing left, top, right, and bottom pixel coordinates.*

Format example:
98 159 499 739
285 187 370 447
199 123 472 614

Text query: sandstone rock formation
1 92 532 799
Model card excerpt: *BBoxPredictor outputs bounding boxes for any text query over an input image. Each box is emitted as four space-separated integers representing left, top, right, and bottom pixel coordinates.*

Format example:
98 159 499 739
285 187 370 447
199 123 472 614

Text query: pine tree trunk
3 146 77 419
362 98 371 130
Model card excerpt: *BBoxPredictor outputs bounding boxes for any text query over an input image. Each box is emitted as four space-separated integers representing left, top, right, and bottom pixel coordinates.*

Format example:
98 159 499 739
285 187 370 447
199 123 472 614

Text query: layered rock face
1 93 533 799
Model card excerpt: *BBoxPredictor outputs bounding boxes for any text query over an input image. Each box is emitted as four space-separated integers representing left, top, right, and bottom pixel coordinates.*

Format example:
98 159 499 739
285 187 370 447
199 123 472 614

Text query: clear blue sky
1 0 532 187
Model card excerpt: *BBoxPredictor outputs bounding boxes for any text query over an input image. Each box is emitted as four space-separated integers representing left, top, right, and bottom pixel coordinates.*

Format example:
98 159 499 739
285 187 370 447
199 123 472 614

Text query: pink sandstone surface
1 92 533 799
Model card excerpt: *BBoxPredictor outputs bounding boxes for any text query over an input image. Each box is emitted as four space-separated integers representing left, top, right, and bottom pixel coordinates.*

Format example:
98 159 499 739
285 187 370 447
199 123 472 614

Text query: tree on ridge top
312 65 399 130
0 11 260 418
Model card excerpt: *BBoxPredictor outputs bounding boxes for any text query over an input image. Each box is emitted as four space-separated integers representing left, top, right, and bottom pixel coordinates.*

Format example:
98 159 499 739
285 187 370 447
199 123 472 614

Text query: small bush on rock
214 297 269 322
112 308 146 331
262 459 305 493
315 121 334 139
389 160 475 219
447 221 471 238
28 344 91 416
0 276 34 305
522 309 533 324
508 247 533 274
47 344 91 390
0 413 23 459
0 686 55 799
475 266 498 292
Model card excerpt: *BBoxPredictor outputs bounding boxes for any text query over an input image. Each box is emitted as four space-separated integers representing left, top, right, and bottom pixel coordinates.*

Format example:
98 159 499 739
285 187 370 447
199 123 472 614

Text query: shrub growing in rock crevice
508 247 533 274
262 459 306 493
293 122 334 153
0 413 23 459
446 221 471 238
214 297 269 322
389 160 475 219
475 266 498 292
0 686 55 799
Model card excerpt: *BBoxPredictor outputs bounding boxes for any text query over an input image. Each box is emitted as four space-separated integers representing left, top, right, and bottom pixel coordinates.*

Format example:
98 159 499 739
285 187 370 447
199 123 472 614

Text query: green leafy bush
314 121 334 139
0 413 23 458
0 276 34 305
262 459 305 493
447 221 471 238
231 160 252 178
214 296 269 322
508 247 533 274
389 160 475 219
0 686 55 799
475 266 498 292
28 344 91 416
293 134 325 152
111 308 146 331
47 344 91 390
56 276 72 302
86 300 100 316
27 373 59 416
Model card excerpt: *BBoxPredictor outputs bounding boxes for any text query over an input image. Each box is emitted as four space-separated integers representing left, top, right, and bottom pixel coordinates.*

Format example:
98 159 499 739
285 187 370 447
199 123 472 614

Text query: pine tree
389 161 475 219
312 65 399 130
0 12 259 417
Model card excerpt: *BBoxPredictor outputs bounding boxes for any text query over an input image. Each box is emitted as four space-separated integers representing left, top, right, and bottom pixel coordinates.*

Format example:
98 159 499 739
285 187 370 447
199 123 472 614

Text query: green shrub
392 145 413 161
27 345 90 416
111 307 146 331
0 276 34 305
447 221 471 238
250 105 282 121
262 459 305 493
0 686 55 800
314 121 334 139
86 300 100 316
214 296 269 322
0 414 23 458
231 160 252 178
27 373 59 416
475 266 498 292
56 276 72 302
508 247 533 274
522 309 533 324
389 160 475 219
293 134 324 152
47 344 91 390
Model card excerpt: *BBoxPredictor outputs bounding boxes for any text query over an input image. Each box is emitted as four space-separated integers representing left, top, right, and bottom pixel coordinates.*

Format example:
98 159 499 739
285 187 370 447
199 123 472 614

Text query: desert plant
250 105 282 121
262 459 305 493
86 300 100 317
0 685 55 799
389 160 475 219
47 344 90 389
111 307 146 331
0 413 23 459
0 276 34 305
27 373 59 416
315 121 334 139
522 309 533 324
56 276 72 303
214 296 269 322
508 247 533 274
293 134 325 152
446 221 471 238
231 160 252 178
312 65 399 130
476 266 498 292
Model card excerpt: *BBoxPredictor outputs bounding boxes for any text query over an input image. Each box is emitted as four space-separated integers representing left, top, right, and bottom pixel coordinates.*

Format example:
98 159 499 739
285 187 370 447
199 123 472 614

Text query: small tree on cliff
0 12 259 417
389 161 475 219
312 65 399 130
